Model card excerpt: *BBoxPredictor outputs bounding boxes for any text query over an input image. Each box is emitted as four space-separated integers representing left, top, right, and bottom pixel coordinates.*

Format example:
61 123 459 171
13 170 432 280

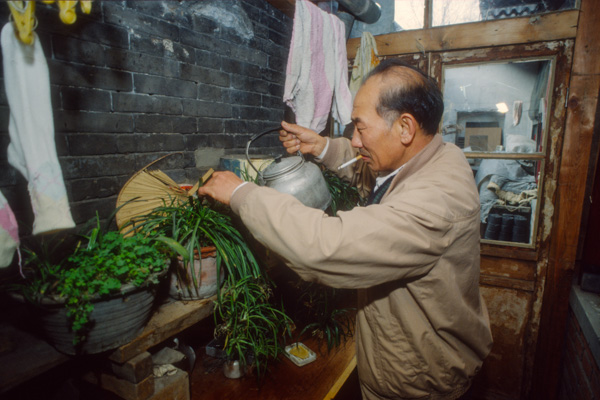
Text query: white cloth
349 31 380 100
1 23 75 242
0 191 19 267
283 0 352 133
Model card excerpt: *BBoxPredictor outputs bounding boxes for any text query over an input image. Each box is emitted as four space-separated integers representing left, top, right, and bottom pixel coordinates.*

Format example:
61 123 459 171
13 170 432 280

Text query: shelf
190 330 356 400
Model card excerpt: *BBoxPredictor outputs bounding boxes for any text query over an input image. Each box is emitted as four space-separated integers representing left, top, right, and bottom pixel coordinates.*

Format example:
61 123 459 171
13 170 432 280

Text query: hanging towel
349 31 380 100
283 0 352 133
0 192 19 268
1 23 75 239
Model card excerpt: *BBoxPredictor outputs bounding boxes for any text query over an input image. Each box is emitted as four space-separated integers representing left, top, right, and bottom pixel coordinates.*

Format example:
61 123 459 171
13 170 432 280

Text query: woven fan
116 154 213 230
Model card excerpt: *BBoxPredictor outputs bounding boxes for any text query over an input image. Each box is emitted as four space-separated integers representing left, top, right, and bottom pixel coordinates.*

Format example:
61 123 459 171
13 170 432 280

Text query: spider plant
123 197 262 299
322 169 365 216
214 275 293 378
293 282 354 352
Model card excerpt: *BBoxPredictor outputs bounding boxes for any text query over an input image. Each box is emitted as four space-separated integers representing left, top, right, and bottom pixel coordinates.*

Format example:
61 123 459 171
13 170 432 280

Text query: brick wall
558 307 600 400
0 0 290 241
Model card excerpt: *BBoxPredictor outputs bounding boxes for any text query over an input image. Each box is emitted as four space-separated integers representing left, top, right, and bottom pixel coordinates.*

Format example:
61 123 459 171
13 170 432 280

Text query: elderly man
198 59 493 400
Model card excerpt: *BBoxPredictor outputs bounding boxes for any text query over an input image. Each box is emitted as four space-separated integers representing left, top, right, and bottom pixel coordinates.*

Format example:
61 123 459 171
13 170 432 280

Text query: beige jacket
231 134 493 400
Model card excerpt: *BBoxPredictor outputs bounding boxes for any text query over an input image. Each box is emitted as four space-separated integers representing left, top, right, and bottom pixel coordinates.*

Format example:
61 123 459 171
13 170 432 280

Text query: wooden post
531 0 600 398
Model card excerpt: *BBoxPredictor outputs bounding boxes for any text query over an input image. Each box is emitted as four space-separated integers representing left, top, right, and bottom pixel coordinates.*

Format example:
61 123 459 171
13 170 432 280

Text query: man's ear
394 113 417 145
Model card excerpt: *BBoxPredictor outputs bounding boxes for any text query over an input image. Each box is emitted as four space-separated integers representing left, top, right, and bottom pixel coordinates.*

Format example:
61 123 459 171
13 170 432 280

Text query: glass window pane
432 0 482 26
441 59 552 154
432 0 577 27
475 158 540 246
394 0 425 30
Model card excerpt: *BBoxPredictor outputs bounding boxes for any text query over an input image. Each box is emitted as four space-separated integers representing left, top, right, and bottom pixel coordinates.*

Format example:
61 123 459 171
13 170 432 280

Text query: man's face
350 77 405 173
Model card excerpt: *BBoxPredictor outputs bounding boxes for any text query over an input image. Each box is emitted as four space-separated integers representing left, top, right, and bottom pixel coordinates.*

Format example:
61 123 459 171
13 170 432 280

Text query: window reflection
442 58 552 247
475 159 539 245
442 59 551 154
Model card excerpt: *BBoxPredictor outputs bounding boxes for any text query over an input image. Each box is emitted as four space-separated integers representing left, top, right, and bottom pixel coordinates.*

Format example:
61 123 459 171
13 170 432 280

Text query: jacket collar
380 134 444 202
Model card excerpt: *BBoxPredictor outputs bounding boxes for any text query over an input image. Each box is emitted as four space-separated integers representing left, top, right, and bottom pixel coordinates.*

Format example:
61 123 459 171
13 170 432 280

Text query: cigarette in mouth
337 155 363 170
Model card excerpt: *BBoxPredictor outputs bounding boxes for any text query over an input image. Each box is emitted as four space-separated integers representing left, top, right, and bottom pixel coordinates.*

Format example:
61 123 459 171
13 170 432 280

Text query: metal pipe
336 10 356 41
336 0 381 24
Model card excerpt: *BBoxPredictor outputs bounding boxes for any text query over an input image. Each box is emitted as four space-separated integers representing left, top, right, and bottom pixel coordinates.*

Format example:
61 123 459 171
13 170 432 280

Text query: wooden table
190 333 356 400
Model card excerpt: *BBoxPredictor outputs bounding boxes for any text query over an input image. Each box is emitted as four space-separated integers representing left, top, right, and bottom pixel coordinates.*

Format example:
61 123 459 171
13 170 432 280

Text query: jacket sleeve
230 182 451 289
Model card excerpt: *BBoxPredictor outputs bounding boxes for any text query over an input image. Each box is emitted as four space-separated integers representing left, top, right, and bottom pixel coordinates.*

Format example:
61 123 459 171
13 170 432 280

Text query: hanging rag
0 192 19 268
0 23 74 256
283 0 352 133
349 31 380 100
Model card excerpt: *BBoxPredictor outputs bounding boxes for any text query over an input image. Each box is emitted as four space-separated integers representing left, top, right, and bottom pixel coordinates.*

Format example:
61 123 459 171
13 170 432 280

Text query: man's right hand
279 121 327 157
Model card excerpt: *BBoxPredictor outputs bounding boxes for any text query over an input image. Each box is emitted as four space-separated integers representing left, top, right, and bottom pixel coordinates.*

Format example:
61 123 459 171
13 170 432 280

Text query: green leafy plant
294 282 354 352
322 169 365 216
17 214 168 344
123 196 262 298
214 276 293 378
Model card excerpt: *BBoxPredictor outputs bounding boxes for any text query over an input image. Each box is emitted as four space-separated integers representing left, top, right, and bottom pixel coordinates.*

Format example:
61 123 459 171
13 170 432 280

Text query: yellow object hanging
6 1 93 45
58 1 77 24
7 1 36 45
80 1 91 14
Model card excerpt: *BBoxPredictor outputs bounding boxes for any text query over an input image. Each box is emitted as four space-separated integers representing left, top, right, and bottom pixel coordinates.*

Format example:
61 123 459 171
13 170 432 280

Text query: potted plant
214 275 293 379
9 214 170 355
124 197 262 300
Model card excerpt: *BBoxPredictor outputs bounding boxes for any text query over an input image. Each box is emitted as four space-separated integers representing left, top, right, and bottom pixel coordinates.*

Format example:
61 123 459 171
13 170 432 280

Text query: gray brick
103 4 180 42
0 161 18 186
70 196 119 225
180 29 233 58
113 93 182 115
180 64 230 87
61 87 112 112
231 74 268 94
173 117 198 134
210 134 235 149
224 119 273 135
134 74 197 98
117 133 185 153
195 118 223 134
197 84 228 102
262 94 285 110
134 152 195 170
190 15 221 35
62 155 138 179
230 90 262 107
194 49 222 71
185 134 211 149
67 177 122 202
105 49 180 79
232 105 273 121
125 1 190 26
67 134 119 156
52 36 106 66
134 115 195 135
183 99 232 118
222 58 262 78
49 61 133 92
131 35 194 63
56 111 134 133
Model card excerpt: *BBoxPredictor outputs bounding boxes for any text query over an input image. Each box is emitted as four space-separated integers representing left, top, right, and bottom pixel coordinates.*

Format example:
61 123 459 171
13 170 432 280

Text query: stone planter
169 246 224 301
15 276 163 355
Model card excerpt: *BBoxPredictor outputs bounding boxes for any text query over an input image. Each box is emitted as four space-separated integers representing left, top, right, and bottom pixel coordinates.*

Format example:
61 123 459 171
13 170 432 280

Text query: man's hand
197 171 244 206
279 121 327 157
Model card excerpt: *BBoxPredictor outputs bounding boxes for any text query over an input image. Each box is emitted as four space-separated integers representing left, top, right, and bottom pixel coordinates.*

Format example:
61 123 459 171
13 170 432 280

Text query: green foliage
322 169 365 216
294 282 354 352
214 276 292 378
124 197 262 299
19 215 168 344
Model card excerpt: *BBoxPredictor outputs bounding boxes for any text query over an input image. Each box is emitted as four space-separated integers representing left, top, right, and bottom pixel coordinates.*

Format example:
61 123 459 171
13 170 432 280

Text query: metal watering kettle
245 127 332 211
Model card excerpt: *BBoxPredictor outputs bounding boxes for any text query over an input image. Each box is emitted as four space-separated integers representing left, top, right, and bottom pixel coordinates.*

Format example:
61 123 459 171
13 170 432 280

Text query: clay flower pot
169 246 224 300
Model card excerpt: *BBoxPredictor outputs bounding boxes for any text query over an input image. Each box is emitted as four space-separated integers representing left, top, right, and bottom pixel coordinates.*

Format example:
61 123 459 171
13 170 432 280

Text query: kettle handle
245 126 303 178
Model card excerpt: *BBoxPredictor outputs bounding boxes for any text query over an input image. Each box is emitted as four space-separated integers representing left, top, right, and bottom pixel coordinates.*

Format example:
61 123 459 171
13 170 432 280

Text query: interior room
0 1 598 399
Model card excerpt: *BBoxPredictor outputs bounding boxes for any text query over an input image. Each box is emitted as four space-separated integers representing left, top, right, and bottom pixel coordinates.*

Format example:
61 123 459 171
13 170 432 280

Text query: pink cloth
284 0 352 133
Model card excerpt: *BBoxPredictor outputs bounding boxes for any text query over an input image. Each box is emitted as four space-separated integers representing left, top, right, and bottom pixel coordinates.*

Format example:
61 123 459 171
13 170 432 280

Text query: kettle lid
262 155 304 180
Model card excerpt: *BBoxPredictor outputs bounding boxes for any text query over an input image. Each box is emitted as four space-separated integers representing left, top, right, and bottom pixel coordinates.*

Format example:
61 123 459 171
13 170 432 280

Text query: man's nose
351 130 362 148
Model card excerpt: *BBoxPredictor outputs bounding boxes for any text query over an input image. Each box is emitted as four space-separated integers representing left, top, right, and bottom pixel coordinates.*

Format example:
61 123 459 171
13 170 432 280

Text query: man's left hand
197 171 244 206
